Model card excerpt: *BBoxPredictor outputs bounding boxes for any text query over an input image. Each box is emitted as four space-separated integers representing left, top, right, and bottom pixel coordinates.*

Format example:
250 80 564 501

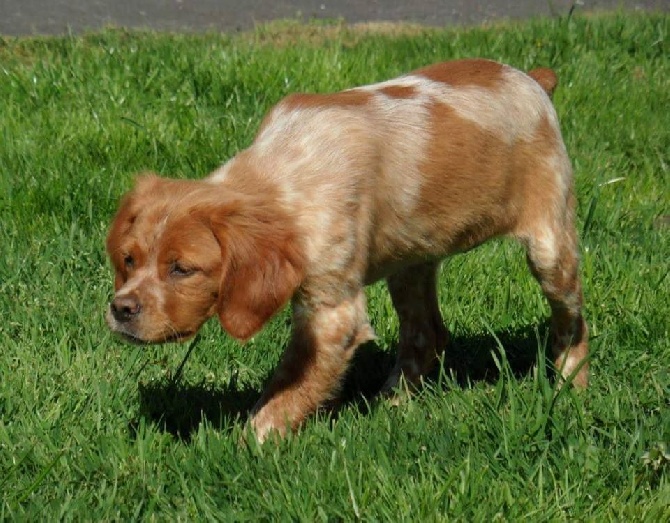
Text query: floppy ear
209 200 305 341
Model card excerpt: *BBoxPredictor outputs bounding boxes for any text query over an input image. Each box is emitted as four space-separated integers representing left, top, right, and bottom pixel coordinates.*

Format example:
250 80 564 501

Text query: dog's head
105 173 304 344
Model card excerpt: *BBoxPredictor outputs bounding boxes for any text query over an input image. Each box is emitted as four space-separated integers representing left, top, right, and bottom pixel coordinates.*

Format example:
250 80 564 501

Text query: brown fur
106 58 589 442
379 85 418 99
414 58 505 89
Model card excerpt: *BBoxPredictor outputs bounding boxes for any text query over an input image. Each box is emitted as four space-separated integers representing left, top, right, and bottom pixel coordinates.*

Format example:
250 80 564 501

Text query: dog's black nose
110 296 141 323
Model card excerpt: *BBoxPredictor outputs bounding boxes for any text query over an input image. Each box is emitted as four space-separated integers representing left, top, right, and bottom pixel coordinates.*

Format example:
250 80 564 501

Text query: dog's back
236 59 569 281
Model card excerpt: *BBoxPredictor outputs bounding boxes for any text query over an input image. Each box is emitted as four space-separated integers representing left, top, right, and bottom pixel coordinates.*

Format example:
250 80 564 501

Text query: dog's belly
364 205 512 284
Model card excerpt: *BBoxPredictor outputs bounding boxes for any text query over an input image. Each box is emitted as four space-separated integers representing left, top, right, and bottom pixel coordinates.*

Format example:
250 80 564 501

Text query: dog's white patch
563 291 581 315
558 350 582 377
544 150 572 208
206 163 231 183
114 265 164 317
362 88 431 212
528 226 559 275
116 267 151 297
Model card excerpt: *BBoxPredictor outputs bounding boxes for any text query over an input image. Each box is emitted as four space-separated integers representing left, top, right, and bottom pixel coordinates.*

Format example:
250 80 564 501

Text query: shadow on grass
131 378 259 442
133 321 551 441
437 320 552 386
337 320 552 414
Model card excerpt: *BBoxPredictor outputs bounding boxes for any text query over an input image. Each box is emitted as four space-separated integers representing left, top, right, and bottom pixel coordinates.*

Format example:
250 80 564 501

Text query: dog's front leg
249 290 374 443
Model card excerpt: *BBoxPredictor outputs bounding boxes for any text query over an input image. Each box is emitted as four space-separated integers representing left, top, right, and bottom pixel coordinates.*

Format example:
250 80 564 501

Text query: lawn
1 12 668 520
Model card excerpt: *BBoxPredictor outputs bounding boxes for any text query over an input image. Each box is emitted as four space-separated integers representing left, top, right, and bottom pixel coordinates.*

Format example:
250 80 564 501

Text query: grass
1 11 669 520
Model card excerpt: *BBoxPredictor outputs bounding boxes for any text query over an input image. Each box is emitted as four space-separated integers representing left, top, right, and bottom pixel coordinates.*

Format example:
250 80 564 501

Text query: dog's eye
170 263 195 278
123 255 134 269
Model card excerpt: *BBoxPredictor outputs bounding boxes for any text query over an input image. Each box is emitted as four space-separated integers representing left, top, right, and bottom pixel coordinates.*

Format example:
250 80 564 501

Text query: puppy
106 59 589 442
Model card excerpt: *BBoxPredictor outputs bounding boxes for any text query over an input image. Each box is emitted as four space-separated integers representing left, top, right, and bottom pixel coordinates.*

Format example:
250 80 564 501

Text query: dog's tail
528 68 558 98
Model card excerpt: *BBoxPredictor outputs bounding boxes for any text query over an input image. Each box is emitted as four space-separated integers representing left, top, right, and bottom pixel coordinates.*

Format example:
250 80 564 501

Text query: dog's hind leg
519 196 589 389
383 261 449 392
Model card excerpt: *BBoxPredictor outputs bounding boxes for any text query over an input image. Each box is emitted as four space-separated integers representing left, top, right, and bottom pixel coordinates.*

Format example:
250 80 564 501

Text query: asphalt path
1 0 668 36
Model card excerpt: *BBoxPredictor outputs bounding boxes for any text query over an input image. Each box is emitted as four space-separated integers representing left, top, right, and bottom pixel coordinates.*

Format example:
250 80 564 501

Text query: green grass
1 12 669 520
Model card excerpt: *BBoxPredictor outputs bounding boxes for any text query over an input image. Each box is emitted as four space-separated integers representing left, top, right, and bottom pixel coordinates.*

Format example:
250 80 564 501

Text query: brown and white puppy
106 59 589 442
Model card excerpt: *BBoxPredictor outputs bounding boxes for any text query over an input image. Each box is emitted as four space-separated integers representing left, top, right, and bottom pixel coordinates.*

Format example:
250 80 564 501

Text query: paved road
1 0 667 36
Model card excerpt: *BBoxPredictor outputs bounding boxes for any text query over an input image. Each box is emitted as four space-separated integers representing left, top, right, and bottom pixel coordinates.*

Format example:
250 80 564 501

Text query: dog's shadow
134 322 551 441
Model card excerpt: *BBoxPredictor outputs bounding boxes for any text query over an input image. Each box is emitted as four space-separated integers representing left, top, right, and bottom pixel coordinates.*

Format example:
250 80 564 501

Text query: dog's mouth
106 307 196 344
113 329 196 345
